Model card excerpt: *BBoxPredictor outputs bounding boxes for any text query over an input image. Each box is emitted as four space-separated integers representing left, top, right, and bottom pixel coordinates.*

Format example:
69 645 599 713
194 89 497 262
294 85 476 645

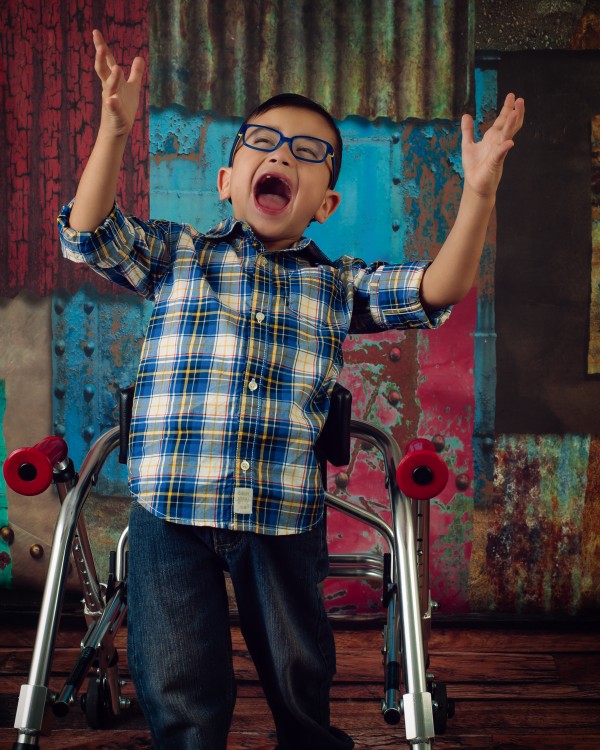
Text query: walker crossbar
6 410 452 748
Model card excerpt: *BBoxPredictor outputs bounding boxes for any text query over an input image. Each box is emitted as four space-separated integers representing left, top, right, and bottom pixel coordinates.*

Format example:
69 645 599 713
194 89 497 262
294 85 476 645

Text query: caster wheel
82 674 114 729
431 681 454 734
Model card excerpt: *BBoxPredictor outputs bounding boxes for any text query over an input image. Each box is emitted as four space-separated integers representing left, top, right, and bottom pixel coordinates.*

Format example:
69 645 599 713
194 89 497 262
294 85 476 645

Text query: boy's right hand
93 29 145 139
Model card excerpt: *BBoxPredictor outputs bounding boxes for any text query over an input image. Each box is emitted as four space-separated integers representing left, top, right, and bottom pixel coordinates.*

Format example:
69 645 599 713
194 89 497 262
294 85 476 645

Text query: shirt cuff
369 261 452 329
57 201 132 266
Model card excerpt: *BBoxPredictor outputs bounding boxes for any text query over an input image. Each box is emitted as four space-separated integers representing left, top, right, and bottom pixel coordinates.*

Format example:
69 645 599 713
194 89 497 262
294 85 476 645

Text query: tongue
257 192 288 210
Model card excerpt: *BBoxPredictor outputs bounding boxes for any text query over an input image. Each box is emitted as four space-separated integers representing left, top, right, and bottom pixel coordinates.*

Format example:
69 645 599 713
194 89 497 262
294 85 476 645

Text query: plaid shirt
58 203 451 535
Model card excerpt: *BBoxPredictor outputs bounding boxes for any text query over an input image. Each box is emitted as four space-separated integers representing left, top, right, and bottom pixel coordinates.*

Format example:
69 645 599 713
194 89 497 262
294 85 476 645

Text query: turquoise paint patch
150 107 462 267
52 289 152 495
0 380 12 587
447 151 464 179
475 67 498 137
473 65 498 507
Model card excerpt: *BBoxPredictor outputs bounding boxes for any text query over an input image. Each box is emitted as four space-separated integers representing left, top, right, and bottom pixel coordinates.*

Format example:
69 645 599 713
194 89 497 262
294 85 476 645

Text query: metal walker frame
5 385 453 749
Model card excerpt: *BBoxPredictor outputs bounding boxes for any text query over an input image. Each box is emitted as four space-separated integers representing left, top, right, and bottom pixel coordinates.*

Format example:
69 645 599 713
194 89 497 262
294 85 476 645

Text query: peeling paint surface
472 434 591 615
52 289 152 495
0 0 149 298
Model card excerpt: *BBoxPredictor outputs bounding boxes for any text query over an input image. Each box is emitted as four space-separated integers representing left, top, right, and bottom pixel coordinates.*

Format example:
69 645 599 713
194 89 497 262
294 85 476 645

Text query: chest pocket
287 267 350 331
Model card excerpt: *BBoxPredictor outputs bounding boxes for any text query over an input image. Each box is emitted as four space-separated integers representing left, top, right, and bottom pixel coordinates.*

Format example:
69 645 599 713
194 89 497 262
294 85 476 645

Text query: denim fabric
127 501 354 750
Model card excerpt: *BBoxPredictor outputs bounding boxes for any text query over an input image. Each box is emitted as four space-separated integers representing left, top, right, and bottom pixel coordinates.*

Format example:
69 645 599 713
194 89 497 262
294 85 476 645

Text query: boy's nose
269 142 293 165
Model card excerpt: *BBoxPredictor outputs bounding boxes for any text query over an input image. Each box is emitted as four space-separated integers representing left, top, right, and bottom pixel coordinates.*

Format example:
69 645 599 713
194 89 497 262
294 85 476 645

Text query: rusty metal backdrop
150 0 475 120
0 0 149 299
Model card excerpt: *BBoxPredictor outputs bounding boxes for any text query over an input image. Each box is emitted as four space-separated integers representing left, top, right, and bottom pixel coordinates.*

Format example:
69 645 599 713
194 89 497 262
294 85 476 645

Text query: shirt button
256 312 265 323
240 460 250 471
248 378 258 391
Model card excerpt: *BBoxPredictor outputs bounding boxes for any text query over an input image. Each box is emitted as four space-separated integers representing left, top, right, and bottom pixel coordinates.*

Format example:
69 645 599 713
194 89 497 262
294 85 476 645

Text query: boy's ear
217 167 232 201
313 189 341 225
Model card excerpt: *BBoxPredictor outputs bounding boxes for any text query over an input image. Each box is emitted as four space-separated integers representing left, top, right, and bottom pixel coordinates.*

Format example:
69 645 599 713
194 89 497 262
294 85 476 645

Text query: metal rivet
83 301 95 314
54 385 66 399
482 436 495 452
54 424 66 437
30 543 44 560
335 471 349 489
432 434 445 452
389 347 401 362
456 473 470 491
83 384 95 402
388 390 400 406
54 340 66 355
392 175 401 185
82 426 95 442
392 220 400 232
83 341 95 356
391 133 400 143
53 299 66 314
1 526 15 545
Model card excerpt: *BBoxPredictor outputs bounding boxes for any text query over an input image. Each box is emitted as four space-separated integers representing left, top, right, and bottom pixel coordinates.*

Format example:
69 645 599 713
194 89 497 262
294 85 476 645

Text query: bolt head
1 526 14 545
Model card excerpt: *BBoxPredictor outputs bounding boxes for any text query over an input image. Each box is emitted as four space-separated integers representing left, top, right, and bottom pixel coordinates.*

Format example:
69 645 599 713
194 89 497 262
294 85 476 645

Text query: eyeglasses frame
228 123 337 189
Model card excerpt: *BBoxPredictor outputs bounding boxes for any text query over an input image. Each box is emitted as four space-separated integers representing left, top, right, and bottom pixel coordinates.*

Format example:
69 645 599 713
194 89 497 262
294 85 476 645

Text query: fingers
495 93 525 139
92 29 145 87
128 56 146 85
93 29 115 82
461 113 475 146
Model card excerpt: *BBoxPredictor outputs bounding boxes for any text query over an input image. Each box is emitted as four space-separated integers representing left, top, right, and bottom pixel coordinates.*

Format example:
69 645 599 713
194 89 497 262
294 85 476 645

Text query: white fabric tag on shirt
234 487 253 514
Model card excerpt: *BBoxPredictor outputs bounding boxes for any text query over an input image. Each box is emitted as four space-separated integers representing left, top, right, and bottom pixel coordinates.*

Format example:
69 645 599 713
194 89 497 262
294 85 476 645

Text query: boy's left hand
461 93 525 199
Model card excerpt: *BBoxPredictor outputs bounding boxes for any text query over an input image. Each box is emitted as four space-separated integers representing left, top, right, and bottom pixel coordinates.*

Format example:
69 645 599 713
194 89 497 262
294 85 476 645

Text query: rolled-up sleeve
58 201 172 300
348 258 452 333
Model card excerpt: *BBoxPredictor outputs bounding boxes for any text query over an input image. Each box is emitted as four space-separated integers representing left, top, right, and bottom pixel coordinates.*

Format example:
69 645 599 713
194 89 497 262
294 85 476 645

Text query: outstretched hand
461 93 525 199
93 29 145 138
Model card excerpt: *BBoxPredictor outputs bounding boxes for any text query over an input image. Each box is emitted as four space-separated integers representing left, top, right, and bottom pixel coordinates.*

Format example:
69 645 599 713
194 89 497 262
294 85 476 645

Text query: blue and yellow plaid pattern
58 203 451 535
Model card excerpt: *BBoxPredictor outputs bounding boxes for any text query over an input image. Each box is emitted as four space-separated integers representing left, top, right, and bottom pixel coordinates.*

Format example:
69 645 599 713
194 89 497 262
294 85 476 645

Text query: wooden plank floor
1 616 599 749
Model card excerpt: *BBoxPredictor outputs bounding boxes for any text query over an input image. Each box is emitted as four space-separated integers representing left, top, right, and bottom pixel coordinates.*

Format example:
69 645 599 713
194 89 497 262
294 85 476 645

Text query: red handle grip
396 438 449 500
2 437 68 496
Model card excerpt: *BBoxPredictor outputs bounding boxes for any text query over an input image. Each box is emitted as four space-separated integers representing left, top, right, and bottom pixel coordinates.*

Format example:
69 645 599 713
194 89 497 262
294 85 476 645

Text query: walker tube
3 437 68 496
350 420 435 746
13 428 120 747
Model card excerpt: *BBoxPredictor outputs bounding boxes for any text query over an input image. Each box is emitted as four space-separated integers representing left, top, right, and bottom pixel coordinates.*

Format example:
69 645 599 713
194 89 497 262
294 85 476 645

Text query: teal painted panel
150 106 464 265
0 380 12 587
472 67 499 507
52 289 152 495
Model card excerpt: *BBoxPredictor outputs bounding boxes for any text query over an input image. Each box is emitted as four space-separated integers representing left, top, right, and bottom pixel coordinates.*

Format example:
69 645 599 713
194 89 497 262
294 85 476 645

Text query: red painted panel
0 0 149 297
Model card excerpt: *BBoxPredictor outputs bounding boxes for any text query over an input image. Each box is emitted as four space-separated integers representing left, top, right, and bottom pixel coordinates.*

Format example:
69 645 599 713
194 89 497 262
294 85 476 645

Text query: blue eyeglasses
228 124 337 188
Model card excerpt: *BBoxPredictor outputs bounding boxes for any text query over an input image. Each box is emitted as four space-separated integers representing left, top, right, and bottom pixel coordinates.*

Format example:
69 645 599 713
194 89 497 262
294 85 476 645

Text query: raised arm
69 29 145 232
420 93 525 310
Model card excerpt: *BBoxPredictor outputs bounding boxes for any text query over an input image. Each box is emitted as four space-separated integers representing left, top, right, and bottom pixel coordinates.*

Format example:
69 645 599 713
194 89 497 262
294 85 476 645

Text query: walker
3 383 454 749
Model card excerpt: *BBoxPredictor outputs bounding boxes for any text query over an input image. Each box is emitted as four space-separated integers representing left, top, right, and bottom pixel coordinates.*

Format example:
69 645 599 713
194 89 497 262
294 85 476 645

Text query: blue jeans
127 501 354 750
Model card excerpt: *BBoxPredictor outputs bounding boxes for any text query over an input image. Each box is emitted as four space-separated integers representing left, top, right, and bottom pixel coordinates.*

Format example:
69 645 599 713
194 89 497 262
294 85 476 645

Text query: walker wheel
82 674 114 729
431 681 455 734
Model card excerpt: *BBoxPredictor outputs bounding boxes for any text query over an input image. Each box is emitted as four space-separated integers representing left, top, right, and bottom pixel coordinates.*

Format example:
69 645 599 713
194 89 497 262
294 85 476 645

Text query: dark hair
237 93 343 188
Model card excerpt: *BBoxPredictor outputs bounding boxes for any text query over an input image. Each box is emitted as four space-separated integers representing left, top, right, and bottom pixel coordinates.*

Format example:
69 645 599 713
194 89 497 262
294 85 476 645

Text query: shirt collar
202 217 334 266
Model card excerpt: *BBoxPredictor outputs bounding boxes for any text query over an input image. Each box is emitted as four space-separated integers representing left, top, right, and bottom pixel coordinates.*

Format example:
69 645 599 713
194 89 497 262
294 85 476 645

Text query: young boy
59 30 524 750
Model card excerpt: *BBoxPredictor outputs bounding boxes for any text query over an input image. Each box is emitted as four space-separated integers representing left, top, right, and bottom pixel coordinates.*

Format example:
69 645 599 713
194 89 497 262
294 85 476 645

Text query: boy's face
218 106 341 251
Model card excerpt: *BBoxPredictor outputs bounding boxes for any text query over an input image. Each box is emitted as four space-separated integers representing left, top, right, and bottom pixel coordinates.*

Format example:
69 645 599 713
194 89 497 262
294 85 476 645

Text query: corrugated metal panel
150 0 474 121
0 0 149 298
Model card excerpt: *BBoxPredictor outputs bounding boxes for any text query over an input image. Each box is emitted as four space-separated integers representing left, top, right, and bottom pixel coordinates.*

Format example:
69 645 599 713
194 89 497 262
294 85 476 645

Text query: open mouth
254 174 292 213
